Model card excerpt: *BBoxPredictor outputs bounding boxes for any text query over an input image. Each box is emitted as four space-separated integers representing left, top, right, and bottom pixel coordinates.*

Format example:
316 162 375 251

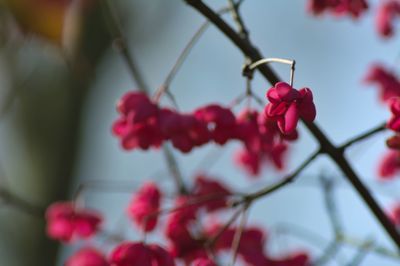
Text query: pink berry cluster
46 174 310 265
46 78 317 265
307 0 368 18
308 0 400 39
113 83 316 176
46 202 102 242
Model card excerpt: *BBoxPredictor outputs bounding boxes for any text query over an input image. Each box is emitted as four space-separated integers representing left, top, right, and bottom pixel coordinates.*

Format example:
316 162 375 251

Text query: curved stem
153 6 232 103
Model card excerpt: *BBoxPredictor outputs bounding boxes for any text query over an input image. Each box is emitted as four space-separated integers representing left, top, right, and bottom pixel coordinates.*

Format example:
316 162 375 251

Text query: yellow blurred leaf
5 0 72 44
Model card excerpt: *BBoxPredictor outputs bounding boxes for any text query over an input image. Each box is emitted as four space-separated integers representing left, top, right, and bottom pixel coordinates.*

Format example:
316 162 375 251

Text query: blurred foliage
0 0 173 265
0 1 110 265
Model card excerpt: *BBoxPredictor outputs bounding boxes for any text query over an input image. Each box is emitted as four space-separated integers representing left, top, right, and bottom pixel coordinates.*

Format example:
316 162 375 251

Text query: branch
320 176 343 236
230 204 249 266
338 234 400 260
101 0 149 91
340 122 387 151
184 0 400 250
154 6 231 102
184 0 279 83
102 0 188 194
345 239 374 266
206 206 243 248
277 222 400 261
233 150 320 206
0 187 45 218
314 176 343 266
227 0 249 40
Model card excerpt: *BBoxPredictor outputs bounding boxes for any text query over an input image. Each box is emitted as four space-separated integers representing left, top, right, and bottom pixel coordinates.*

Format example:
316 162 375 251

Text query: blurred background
0 0 399 265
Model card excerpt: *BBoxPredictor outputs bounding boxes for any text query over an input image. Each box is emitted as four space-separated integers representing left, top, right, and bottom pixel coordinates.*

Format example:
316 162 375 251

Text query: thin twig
233 149 320 206
345 239 374 266
337 234 400 260
314 240 341 266
153 6 231 102
102 0 188 194
313 176 344 265
101 0 148 91
321 176 343 236
340 122 387 151
163 144 187 194
227 0 249 40
0 187 45 218
206 207 243 248
230 203 249 266
277 222 400 261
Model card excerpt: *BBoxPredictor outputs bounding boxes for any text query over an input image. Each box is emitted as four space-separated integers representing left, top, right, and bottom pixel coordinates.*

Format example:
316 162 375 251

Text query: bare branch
340 122 387 151
183 0 400 250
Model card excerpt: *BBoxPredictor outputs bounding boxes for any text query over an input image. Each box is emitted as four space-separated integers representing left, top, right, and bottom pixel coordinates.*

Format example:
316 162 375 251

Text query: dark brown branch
184 0 279 83
184 0 400 250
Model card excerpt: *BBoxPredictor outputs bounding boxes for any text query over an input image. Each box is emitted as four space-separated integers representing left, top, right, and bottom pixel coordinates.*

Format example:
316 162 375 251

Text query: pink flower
268 143 288 170
210 226 267 266
388 98 400 132
46 202 102 243
194 104 237 145
110 242 175 266
258 112 299 142
235 149 261 176
267 252 310 266
236 109 263 152
265 82 316 135
376 0 400 38
308 0 368 18
110 242 152 266
191 258 217 266
116 92 158 122
234 110 292 176
112 92 164 150
127 182 162 232
378 150 400 179
65 247 108 266
165 196 203 260
159 109 210 153
308 0 340 15
364 64 400 102
148 244 176 266
206 224 310 266
193 174 231 212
